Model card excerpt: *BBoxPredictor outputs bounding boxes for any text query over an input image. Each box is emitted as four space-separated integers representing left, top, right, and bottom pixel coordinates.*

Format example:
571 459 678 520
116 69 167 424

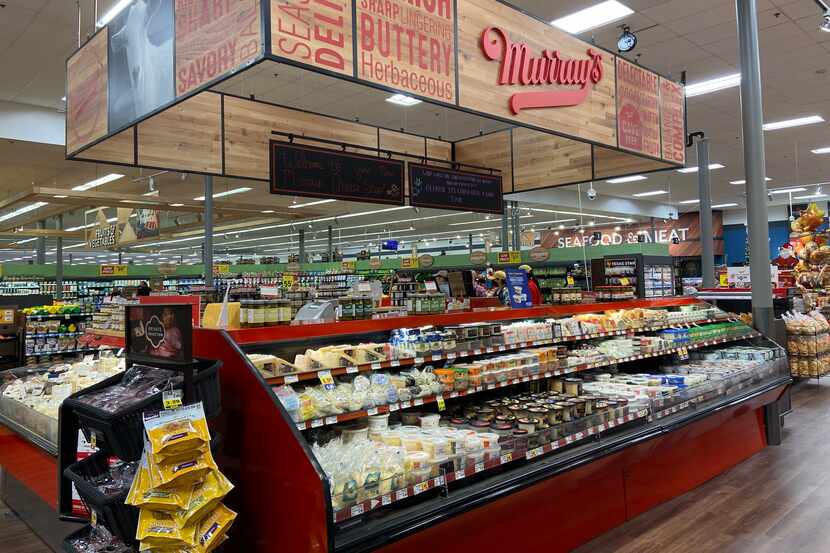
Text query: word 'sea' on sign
480 27 603 115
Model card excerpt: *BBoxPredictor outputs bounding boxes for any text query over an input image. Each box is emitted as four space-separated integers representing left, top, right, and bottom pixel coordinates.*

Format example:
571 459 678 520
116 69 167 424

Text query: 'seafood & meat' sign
357 0 456 103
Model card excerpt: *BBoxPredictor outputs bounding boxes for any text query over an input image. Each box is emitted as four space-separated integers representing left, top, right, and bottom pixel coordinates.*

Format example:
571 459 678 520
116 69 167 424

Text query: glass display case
190 297 790 553
593 254 676 299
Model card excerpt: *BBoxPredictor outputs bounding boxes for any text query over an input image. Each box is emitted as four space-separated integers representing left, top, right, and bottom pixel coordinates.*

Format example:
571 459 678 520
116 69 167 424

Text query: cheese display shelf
190 297 790 553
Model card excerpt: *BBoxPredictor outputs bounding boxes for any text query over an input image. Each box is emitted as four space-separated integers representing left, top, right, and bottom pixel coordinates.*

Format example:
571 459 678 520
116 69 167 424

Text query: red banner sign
480 27 603 115
356 0 456 103
660 77 686 164
616 58 660 158
175 0 262 96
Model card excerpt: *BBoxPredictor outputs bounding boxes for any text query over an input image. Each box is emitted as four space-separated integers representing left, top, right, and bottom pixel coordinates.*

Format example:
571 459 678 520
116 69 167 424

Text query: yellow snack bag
138 535 227 553
145 403 210 459
148 448 218 490
126 453 190 511
174 470 234 528
195 504 237 551
137 510 196 548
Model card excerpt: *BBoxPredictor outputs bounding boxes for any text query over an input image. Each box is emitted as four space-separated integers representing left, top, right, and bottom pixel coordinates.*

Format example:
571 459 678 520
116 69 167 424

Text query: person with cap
519 264 542 305
489 270 510 305
433 270 451 297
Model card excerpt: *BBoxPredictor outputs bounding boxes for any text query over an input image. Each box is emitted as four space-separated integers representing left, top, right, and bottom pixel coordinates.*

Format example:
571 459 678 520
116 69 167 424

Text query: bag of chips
174 470 234 528
145 403 210 461
136 510 196 549
195 504 237 551
126 453 191 511
147 448 218 490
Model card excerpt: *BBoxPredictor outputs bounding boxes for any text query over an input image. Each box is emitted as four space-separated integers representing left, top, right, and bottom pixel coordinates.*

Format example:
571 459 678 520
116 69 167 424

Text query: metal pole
118 251 122 264
736 0 773 334
203 176 214 287
468 233 473 253
327 225 333 261
501 202 509 252
299 228 306 264
696 138 715 288
511 202 521 251
56 215 63 300
36 221 45 264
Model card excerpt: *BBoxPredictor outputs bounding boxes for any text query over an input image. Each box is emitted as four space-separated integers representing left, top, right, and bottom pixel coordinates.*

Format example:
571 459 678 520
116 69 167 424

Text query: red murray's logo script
480 27 603 115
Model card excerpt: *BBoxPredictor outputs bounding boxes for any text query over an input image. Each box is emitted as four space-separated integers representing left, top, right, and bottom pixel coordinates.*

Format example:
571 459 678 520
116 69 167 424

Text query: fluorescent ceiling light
170 203 184 207
193 187 251 201
677 164 725 174
684 73 741 98
769 187 807 195
763 115 824 131
711 203 738 208
72 173 124 191
632 190 668 197
551 0 633 34
0 202 48 223
386 94 421 106
606 175 647 184
288 199 337 209
14 238 38 245
261 210 275 214
811 146 830 154
679 199 700 204
729 178 771 185
97 0 132 27
53 195 68 199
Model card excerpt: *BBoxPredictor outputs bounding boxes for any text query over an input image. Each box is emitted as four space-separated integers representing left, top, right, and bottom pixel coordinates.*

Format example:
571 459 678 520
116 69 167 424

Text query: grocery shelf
291 331 761 430
26 332 83 338
267 317 733 386
25 313 95 320
332 408 650 523
27 347 116 357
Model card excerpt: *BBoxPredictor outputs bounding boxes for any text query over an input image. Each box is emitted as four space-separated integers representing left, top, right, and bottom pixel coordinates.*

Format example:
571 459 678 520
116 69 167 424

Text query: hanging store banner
271 0 354 76
66 30 109 155
87 224 119 249
270 141 405 205
175 0 262 96
132 208 160 240
356 0 456 103
100 264 129 277
660 77 687 165
616 58 660 159
409 164 502 214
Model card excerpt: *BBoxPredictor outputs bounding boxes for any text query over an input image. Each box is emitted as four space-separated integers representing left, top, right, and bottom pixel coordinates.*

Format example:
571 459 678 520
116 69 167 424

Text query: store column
35 220 46 264
299 228 306 264
327 226 333 261
696 138 715 288
736 0 773 333
204 176 214 286
511 202 521 252
468 233 473 253
501 201 509 252
56 214 63 300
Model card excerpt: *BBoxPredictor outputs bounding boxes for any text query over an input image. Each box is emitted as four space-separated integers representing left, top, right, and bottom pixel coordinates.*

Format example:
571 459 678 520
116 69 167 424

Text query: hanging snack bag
147 447 218 490
126 452 190 511
145 403 211 461
194 503 237 551
173 470 234 528
136 509 197 549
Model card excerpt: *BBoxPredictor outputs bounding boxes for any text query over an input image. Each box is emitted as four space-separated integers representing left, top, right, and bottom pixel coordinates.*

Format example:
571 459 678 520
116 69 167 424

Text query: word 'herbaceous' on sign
358 0 455 102
480 27 604 115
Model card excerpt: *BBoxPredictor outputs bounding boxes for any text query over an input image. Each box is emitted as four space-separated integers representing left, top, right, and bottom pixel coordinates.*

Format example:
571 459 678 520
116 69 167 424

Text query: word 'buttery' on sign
480 27 604 115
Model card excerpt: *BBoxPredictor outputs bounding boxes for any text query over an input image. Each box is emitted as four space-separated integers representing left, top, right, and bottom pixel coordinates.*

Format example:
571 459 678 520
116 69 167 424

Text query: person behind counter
473 273 489 297
489 270 509 305
519 264 542 305
137 281 151 297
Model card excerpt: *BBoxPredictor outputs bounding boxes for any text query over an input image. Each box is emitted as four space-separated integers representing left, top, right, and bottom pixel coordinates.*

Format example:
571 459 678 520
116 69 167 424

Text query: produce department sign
356 0 456 103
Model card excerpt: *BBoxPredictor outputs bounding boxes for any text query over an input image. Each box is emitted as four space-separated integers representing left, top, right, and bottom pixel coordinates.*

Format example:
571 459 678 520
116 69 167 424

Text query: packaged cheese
173 470 234 528
145 403 210 460
147 448 218 490
137 510 196 549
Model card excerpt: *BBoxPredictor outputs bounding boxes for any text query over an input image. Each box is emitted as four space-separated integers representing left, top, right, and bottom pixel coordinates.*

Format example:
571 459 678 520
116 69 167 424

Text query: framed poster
126 304 193 365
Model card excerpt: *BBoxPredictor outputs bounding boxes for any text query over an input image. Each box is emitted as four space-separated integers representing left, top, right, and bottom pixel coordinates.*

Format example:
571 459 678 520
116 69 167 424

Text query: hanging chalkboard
270 141 404 205
409 164 503 214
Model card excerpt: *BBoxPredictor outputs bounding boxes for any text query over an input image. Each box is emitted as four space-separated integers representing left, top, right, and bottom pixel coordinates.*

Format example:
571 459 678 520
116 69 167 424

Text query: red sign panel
175 0 262 96
616 58 660 158
356 0 456 103
660 77 686 165
480 27 604 115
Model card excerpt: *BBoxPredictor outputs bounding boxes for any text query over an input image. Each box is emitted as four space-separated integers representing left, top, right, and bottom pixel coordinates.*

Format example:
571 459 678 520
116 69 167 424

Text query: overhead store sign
270 141 404 205
616 58 660 159
409 164 503 214
99 264 128 277
659 78 687 165
87 224 118 249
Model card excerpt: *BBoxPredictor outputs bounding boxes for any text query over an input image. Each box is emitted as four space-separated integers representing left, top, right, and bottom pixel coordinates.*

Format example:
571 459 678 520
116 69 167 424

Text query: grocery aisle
0 500 49 553
575 381 828 553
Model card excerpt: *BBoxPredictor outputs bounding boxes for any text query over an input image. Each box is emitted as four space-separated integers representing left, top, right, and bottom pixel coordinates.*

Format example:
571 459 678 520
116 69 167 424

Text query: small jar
469 419 491 431
549 404 565 425
550 378 564 394
476 407 495 422
529 407 549 428
252 300 266 327
555 401 574 422
239 300 249 328
517 417 538 433
571 398 587 418
564 378 583 397
512 428 529 451
265 300 279 327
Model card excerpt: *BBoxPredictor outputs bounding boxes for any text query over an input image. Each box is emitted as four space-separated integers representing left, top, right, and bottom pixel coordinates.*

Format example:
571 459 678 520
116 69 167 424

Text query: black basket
64 358 221 461
62 524 133 553
63 451 138 545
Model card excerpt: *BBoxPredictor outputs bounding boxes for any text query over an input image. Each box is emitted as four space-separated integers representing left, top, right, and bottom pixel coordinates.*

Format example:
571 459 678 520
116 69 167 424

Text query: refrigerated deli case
192 297 790 553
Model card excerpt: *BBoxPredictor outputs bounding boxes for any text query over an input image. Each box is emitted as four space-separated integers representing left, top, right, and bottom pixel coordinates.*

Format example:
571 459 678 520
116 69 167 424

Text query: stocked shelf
291 331 759 430
26 312 95 320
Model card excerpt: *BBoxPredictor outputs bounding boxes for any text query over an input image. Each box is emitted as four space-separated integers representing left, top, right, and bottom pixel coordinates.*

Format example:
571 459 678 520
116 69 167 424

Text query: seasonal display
789 203 830 289
783 310 830 377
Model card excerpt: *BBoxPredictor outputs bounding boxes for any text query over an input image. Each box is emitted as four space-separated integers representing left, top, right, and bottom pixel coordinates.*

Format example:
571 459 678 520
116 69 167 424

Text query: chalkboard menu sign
270 141 404 205
409 164 503 214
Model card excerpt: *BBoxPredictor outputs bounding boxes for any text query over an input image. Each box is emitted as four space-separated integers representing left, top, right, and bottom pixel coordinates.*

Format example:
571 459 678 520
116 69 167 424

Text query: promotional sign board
126 304 193 365
470 251 487 265
132 208 160 239
99 264 129 277
498 251 521 264
529 247 550 262
419 254 435 268
270 141 405 205
660 77 687 165
286 261 301 272
66 30 109 154
409 164 503 214
616 58 660 159
505 269 531 308
368 257 382 269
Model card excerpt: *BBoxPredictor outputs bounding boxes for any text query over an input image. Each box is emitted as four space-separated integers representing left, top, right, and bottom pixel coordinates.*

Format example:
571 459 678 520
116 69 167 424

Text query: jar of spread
549 404 565 425
512 428 529 451
529 407 549 428
476 407 495 422
276 299 292 324
265 299 279 327
517 417 538 433
555 401 574 422
571 398 587 418
564 378 583 397
239 300 249 328
252 300 266 327
550 378 564 394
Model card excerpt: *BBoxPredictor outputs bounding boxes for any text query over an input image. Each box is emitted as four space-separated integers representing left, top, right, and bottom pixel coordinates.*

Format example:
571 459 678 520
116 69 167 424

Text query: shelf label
678 348 689 361
346 366 359 374
311 418 324 428
284 375 299 384
449 392 459 399
521 377 530 382
371 363 381 370
296 423 306 431
575 432 584 440
437 397 446 411
446 353 456 360
382 495 392 506
367 408 379 416
434 476 445 487
395 489 408 501
454 470 466 481
414 357 424 364
325 416 338 425
388 404 400 412
390 360 400 367
413 482 429 495
500 453 512 464
351 504 365 517
486 384 496 390
413 398 424 406
162 390 183 410
474 463 484 473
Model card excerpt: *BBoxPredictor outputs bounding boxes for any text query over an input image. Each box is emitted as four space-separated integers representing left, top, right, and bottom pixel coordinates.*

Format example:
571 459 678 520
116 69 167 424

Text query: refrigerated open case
188 297 790 553
592 254 676 299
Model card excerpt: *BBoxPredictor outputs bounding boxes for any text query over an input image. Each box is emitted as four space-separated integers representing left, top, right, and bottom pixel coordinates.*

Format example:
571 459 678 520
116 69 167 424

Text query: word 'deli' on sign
271 0 354 76
480 27 603 115
357 0 456 103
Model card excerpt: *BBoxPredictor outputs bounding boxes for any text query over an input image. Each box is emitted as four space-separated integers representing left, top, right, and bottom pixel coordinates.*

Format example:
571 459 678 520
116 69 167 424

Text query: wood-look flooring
575 380 830 553
0 500 50 553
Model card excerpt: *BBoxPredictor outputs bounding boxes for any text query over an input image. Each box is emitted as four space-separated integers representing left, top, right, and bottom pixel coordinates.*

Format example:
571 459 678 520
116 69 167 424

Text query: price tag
395 489 408 501
437 397 446 411
413 482 429 495
351 504 365 517
678 348 689 361
575 432 584 440
564 436 573 444
311 418 324 428
90 510 98 527
367 408 379 416
390 360 400 367
566 276 575 286
474 463 484 473
389 404 400 412
162 390 183 410
619 277 629 286
318 370 335 390
434 475 445 486
449 392 459 399
446 353 456 360
346 366 359 374
486 384 496 390
414 357 424 364
284 375 299 384
607 420 615 428
325 416 338 425
473 349 482 355
413 398 424 406
525 448 539 460
587 427 595 435
500 453 512 464
296 423 306 431
454 470 466 481
382 495 392 506
65 314 71 320
400 401 411 409
521 377 530 382
371 363 381 370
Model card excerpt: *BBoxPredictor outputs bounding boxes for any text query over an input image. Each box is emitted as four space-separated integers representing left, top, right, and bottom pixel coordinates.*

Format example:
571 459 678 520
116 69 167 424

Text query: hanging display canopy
65 0 686 198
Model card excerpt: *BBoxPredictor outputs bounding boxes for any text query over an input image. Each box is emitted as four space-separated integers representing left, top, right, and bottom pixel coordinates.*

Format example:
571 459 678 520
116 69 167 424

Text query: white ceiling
0 0 829 263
